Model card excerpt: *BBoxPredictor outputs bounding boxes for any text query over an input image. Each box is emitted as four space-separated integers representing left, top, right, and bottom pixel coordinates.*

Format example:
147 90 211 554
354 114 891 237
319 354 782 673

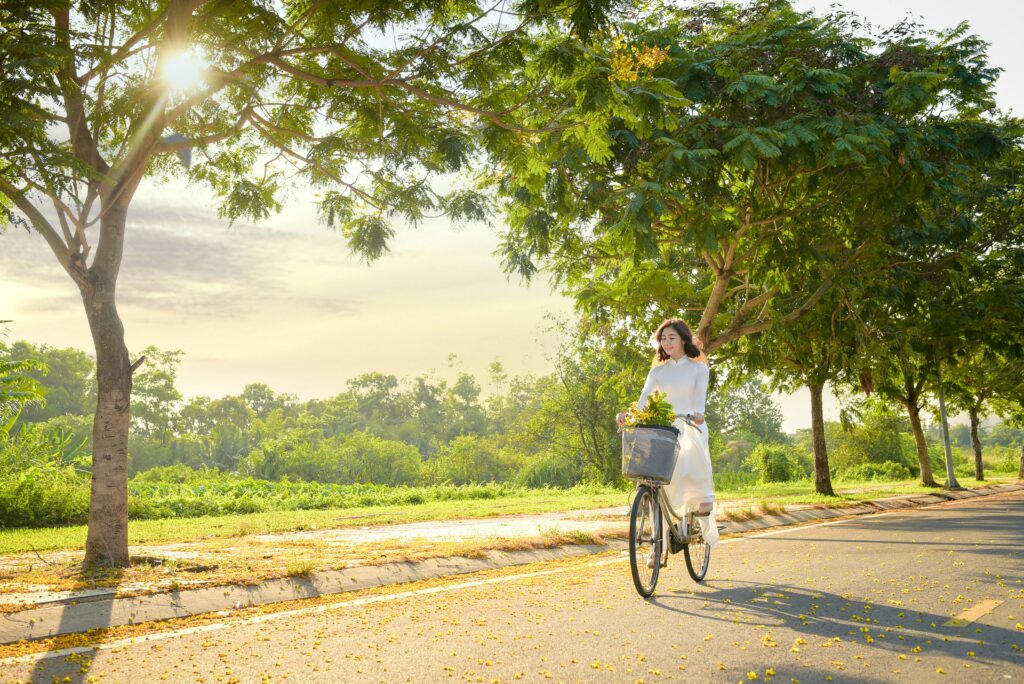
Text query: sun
162 50 205 93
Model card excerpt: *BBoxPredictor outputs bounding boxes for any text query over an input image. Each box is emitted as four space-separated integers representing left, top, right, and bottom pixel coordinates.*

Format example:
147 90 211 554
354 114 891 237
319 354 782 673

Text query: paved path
3 491 1021 683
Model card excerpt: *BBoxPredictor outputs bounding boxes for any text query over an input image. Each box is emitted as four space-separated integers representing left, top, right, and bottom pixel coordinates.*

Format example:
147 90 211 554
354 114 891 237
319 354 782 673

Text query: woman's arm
636 366 658 411
693 362 709 424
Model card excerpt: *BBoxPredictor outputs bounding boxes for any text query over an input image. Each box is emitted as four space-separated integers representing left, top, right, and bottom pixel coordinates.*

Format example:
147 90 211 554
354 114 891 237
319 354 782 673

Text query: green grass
713 474 1018 507
0 474 1016 556
0 488 630 555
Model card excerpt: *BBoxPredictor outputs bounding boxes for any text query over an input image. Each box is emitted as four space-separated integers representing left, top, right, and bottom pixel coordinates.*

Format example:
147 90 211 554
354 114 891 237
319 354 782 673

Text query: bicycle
623 413 712 598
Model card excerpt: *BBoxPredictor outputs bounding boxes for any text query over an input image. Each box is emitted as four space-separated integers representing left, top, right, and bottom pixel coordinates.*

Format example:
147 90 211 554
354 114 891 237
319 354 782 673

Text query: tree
240 382 295 421
493 0 1004 369
944 353 1024 480
731 288 865 495
1 340 95 422
130 346 183 437
705 376 785 445
855 123 1021 487
442 372 488 439
0 0 614 566
943 141 1024 479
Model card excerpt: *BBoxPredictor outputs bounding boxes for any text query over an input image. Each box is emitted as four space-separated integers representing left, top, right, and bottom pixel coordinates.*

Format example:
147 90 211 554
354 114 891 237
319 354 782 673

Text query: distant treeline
1 336 1021 527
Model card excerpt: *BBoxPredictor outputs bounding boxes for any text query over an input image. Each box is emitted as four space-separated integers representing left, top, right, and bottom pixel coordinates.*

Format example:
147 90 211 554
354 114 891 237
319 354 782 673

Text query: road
3 492 1022 683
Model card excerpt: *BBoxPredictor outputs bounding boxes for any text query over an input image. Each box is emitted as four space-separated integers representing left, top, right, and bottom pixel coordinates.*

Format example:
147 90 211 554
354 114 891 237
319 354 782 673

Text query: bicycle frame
636 481 698 547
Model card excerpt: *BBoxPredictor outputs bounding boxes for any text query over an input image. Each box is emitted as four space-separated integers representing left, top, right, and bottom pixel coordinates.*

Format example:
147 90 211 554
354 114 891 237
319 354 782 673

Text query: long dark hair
654 319 701 362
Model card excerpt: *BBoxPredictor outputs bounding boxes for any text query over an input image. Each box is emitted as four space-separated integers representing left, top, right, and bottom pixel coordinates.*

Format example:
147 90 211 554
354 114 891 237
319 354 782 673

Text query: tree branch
52 6 108 175
0 179 77 278
266 56 568 134
154 106 255 154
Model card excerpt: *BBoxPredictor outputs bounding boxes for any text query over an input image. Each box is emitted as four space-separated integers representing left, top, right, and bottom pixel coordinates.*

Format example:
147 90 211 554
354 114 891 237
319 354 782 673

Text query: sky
1 0 1021 432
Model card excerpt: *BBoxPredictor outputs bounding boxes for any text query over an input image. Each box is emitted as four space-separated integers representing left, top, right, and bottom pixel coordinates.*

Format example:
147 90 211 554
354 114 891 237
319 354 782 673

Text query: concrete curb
1 482 1021 645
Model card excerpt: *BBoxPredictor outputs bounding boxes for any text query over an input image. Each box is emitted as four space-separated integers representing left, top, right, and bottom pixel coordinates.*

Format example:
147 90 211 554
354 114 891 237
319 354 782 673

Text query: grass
0 474 1017 557
285 559 315 577
711 474 1018 507
0 488 630 555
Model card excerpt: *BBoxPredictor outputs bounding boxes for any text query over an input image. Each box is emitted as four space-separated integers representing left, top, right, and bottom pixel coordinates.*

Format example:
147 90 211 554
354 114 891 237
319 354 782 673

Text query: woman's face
659 327 684 358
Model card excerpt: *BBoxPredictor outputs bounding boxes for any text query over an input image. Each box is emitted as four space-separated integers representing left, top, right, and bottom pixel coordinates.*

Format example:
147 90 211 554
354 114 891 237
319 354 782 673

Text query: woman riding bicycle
616 318 720 549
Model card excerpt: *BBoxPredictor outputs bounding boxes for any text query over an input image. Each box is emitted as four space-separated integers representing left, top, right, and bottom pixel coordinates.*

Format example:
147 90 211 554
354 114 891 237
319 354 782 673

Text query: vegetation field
1 474 1016 556
0 484 628 555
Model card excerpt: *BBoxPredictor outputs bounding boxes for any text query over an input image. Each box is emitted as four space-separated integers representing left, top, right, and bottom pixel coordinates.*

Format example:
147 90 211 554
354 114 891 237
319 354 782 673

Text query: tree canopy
492 0 1008 359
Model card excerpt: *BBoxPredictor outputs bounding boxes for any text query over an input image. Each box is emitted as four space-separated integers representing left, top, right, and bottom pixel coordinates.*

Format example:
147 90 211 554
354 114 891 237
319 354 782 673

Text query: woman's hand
693 412 705 426
615 412 627 428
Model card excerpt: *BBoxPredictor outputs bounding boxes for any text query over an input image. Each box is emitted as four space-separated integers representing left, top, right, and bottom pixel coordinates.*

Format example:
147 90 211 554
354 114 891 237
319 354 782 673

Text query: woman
616 318 719 549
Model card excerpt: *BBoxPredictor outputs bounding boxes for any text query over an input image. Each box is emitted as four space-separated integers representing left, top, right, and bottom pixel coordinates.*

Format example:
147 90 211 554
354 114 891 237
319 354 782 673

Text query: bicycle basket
621 425 679 483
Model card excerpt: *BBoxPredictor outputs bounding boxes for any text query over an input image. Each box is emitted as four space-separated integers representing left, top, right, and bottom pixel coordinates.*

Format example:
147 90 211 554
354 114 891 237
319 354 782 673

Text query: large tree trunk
969 406 984 481
904 400 937 487
81 204 134 568
809 381 835 496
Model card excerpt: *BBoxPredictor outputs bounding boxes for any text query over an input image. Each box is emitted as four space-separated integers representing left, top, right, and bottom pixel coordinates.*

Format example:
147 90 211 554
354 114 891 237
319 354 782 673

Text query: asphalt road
3 492 1022 683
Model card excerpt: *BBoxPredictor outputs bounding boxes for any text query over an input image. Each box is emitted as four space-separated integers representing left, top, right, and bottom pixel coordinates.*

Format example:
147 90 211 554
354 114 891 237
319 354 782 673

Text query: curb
1 482 1021 645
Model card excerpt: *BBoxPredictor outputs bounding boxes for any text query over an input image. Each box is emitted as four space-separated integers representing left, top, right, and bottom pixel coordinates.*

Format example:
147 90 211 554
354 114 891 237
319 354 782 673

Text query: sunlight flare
162 50 205 93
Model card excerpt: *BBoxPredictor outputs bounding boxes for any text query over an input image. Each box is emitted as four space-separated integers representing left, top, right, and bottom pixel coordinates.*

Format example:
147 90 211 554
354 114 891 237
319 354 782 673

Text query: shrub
0 465 90 527
745 444 803 483
239 430 422 485
838 461 912 482
986 445 1022 473
514 450 581 488
713 469 758 490
422 434 512 485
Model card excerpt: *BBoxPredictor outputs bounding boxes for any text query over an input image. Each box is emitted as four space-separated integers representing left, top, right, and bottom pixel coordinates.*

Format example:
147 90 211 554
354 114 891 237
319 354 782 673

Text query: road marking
943 599 1003 627
0 508 927 668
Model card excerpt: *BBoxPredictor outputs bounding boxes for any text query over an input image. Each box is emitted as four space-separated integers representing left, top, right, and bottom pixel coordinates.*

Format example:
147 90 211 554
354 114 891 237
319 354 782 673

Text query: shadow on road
650 578 1021 668
26 563 122 684
647 498 1023 670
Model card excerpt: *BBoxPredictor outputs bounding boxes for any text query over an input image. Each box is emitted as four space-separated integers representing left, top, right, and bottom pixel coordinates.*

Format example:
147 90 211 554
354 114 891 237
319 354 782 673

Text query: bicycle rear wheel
683 515 711 582
629 485 662 597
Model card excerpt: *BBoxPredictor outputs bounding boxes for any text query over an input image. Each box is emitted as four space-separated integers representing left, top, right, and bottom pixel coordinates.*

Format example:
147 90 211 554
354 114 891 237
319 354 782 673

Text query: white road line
0 506 942 668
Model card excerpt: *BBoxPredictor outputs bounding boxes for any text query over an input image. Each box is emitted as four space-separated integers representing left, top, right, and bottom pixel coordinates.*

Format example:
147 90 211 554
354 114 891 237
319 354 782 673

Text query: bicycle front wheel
629 485 662 597
683 516 711 582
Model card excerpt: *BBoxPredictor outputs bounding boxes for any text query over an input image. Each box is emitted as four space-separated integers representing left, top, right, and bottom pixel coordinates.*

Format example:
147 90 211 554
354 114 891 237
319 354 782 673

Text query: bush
713 469 758 490
986 445 1022 473
514 450 581 488
239 430 422 485
954 462 977 478
422 434 516 485
839 461 912 482
745 444 804 483
0 417 92 527
0 465 90 527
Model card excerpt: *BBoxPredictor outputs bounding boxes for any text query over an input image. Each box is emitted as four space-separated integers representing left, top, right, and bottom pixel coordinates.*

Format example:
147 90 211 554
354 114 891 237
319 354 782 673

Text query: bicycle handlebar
673 413 704 431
